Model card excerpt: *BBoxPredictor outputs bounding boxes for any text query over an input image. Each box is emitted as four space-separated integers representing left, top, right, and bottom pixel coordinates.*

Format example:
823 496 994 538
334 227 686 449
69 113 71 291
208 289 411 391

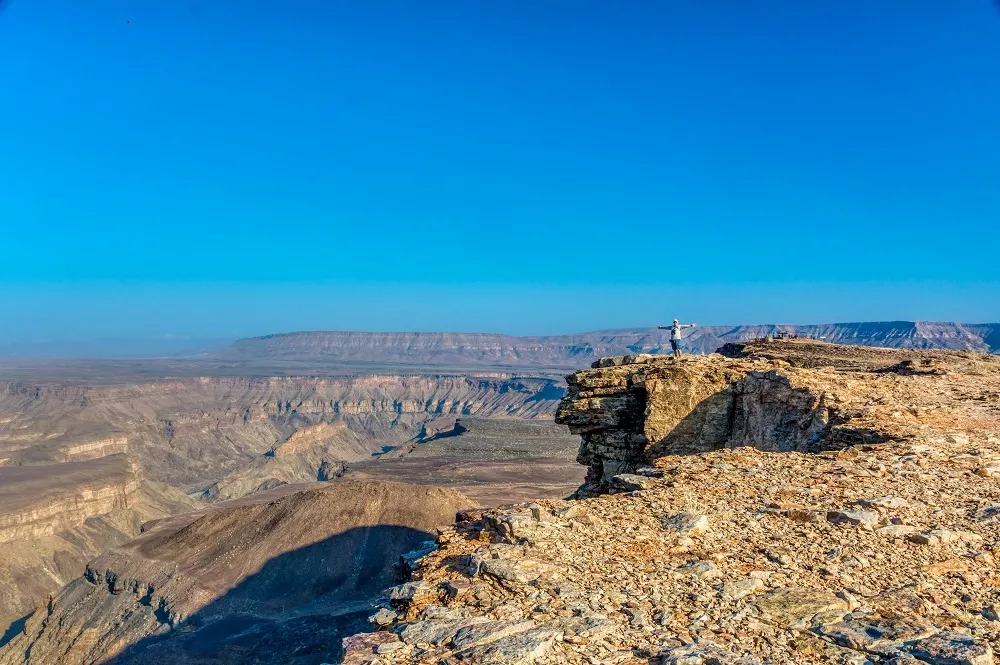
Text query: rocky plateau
343 340 1000 665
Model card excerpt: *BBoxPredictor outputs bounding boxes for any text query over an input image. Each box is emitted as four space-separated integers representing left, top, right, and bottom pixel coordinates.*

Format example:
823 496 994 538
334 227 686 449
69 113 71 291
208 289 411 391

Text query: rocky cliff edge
345 341 1000 665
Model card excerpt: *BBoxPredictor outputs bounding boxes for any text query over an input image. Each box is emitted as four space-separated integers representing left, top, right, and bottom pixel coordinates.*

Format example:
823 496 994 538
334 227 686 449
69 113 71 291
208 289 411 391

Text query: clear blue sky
1 0 998 340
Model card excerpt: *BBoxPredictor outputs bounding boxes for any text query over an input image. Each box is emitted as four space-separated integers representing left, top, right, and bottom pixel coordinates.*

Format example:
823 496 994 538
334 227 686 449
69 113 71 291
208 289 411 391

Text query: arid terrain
1 481 472 665
0 372 578 646
345 340 1000 665
0 327 998 664
1 323 997 379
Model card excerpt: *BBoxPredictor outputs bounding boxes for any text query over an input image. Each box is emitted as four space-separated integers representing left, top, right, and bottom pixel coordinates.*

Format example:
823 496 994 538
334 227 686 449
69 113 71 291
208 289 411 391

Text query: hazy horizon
2 316 999 361
1 280 998 345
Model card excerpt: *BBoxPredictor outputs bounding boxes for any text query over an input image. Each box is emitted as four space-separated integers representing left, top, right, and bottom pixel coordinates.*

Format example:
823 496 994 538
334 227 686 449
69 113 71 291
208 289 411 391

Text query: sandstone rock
679 560 723 580
422 605 470 620
479 558 555 584
877 524 919 538
451 620 536 650
901 631 994 665
664 512 710 537
722 576 766 602
827 510 879 529
661 642 763 664
343 632 403 665
609 473 653 492
399 618 491 646
814 616 937 655
385 581 438 603
451 627 562 664
622 606 648 627
634 466 665 477
375 640 406 655
400 540 438 570
752 588 849 629
443 579 473 600
854 496 910 510
486 510 537 543
551 608 615 638
370 607 399 626
907 529 980 547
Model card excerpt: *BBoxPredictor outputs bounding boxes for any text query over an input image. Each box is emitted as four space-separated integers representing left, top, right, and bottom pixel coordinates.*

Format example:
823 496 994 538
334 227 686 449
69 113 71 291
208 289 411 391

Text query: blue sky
1 0 998 339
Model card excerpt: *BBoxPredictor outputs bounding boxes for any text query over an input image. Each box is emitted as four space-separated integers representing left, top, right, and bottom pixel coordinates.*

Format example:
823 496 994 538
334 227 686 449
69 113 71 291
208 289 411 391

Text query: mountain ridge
218 321 1000 369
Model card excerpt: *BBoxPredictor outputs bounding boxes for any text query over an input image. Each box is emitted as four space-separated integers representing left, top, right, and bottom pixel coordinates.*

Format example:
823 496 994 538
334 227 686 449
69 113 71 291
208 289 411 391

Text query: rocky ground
345 341 1000 665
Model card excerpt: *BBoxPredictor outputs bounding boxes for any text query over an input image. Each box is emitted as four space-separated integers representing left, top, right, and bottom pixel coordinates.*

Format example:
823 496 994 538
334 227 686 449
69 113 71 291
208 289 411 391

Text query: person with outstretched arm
658 319 696 358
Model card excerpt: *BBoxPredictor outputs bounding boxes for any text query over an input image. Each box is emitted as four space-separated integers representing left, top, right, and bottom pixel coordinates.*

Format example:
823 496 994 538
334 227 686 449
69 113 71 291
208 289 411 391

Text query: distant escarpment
0 481 471 665
216 322 1000 370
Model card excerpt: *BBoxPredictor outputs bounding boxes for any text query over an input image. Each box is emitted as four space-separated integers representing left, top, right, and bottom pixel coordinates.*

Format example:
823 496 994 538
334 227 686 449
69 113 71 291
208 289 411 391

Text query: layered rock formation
0 375 564 493
347 417 584 508
217 322 1000 370
3 323 998 369
0 452 193 640
344 341 1000 665
0 481 472 665
0 374 566 643
555 343 911 490
0 455 139 543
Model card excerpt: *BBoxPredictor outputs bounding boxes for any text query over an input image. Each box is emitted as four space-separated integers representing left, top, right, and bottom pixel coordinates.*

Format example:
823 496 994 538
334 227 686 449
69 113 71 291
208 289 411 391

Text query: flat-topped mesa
555 347 893 491
0 454 141 543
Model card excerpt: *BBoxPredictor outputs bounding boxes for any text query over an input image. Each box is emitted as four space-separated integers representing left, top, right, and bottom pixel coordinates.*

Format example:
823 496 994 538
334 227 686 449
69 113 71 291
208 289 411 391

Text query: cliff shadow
104 524 434 665
0 613 29 650
641 381 891 464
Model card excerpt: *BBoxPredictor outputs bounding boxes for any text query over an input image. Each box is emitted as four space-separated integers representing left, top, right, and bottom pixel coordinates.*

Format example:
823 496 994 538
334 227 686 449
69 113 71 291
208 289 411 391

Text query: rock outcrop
0 455 140 543
345 341 1000 665
555 343 907 490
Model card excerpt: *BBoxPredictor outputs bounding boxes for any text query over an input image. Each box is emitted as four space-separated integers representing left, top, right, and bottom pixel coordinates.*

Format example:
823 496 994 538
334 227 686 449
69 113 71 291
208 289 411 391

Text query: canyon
0 325 998 664
0 373 577 644
0 481 472 665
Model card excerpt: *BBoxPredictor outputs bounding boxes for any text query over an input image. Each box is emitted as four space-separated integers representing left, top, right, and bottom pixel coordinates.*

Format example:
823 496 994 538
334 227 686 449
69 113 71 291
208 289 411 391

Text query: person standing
658 319 696 358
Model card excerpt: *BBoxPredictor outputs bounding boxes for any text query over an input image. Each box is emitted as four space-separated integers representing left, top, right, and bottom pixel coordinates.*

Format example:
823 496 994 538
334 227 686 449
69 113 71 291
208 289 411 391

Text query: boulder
752 588 849 630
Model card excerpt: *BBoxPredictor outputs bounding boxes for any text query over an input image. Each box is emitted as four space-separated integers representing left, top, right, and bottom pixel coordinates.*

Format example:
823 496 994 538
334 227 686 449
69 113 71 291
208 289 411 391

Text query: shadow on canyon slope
104 524 434 665
0 616 28 650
